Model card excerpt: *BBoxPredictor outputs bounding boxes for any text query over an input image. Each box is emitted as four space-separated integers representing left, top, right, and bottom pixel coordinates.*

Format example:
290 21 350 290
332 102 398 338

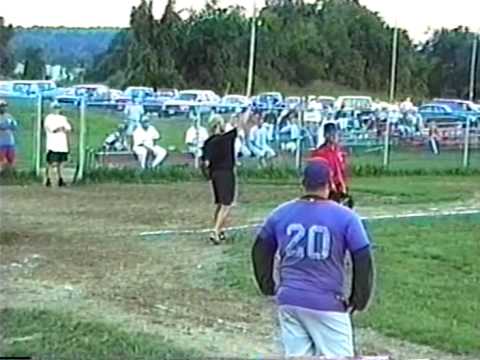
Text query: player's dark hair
302 178 328 193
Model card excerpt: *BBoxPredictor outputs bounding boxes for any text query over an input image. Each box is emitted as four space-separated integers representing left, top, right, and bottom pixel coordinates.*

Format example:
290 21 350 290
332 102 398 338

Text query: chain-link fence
2 97 479 177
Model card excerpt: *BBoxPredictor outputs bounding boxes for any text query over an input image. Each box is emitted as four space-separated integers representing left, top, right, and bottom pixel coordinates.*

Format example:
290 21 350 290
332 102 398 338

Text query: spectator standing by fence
124 98 145 136
44 103 72 187
0 100 18 173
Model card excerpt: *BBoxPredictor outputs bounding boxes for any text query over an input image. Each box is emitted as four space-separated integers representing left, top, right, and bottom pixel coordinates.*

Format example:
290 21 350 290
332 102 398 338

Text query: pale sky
1 0 479 42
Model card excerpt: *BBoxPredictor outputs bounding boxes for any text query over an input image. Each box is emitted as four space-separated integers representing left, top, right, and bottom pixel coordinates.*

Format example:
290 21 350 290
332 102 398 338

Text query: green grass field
216 214 480 355
1 175 479 358
1 308 197 359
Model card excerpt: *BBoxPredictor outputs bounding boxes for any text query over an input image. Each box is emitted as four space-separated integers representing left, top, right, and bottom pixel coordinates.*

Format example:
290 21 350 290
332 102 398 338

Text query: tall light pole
389 25 399 103
468 33 478 102
384 24 399 167
246 0 257 98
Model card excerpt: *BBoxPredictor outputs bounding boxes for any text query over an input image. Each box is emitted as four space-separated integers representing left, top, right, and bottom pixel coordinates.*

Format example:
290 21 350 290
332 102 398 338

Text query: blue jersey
258 198 370 312
0 113 18 147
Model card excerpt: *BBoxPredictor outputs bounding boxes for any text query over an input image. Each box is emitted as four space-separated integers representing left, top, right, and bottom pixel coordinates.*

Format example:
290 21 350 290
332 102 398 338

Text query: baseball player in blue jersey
252 160 374 358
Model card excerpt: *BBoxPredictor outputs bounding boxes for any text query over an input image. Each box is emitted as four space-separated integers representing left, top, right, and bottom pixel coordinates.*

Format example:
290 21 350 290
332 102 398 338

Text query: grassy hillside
10 27 121 67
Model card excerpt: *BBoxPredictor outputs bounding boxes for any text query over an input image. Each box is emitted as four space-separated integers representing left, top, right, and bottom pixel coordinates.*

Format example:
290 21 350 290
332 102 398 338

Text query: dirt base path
1 183 478 360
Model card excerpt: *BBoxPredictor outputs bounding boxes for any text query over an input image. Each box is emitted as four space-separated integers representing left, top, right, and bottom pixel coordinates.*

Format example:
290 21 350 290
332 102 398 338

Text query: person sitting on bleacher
185 120 209 158
279 117 300 153
248 114 276 165
225 115 251 161
132 116 167 169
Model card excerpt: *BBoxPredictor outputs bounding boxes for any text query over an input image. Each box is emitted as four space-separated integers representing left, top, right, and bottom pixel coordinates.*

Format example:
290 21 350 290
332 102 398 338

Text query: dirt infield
1 183 479 359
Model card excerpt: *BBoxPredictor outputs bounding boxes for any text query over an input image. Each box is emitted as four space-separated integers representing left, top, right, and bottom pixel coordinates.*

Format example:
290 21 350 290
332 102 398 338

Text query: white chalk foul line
140 208 480 238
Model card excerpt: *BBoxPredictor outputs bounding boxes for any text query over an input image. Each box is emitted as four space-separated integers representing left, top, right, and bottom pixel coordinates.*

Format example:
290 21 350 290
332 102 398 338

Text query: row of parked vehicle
1 80 479 125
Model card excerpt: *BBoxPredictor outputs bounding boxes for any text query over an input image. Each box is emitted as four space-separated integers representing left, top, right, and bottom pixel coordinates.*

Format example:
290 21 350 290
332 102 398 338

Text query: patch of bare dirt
1 183 478 359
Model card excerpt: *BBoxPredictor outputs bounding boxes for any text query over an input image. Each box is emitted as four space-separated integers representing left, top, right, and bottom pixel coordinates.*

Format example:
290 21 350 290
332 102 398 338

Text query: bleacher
93 150 195 169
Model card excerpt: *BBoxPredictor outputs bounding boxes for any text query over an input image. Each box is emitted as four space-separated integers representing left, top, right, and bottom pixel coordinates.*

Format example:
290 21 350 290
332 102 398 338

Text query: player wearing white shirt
132 117 167 169
44 103 72 187
185 122 209 158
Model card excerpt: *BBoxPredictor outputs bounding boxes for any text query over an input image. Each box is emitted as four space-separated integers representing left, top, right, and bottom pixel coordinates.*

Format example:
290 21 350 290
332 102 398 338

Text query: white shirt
400 100 414 112
249 125 269 147
44 114 72 152
133 125 160 148
185 125 209 147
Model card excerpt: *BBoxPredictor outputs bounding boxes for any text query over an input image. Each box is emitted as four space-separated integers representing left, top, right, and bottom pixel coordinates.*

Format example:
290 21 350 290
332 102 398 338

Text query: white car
285 96 301 109
162 90 220 116
335 96 374 111
222 94 250 106
316 96 336 110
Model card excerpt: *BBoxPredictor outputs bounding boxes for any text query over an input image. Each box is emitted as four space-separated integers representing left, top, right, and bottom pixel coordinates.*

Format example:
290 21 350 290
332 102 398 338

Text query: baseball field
1 175 479 359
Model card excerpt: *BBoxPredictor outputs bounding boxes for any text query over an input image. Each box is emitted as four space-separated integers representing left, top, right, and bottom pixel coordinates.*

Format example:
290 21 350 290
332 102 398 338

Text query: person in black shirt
202 114 246 245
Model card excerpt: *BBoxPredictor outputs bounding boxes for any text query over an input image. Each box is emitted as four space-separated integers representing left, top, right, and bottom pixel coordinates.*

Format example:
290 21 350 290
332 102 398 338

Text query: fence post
295 98 305 171
34 95 43 177
383 117 390 168
75 97 87 182
194 107 201 169
463 116 471 169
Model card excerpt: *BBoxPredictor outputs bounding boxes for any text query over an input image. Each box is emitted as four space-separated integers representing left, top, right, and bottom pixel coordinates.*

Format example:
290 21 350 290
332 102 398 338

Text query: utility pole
246 0 257 98
469 34 478 102
389 26 399 103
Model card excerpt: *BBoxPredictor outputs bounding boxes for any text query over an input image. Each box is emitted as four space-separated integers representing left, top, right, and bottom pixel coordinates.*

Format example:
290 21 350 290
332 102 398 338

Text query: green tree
0 18 14 77
22 47 46 79
422 27 479 99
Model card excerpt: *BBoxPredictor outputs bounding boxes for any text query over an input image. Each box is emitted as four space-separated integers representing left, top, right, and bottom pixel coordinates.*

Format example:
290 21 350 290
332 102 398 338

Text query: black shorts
46 151 68 164
211 170 236 206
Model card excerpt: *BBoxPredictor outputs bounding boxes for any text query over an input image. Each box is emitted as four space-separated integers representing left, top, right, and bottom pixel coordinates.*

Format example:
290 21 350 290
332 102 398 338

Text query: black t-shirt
202 128 237 173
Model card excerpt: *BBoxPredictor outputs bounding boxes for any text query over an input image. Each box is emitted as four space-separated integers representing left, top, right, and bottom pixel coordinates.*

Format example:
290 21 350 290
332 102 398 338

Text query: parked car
253 92 285 112
335 96 374 111
162 90 220 116
113 86 156 111
55 84 111 106
431 99 480 125
217 94 250 113
285 96 302 110
419 103 479 126
125 86 155 100
0 80 59 100
316 96 336 110
156 88 179 101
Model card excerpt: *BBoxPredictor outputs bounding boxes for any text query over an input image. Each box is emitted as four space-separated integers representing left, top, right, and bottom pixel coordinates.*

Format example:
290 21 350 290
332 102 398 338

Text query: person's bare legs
57 162 66 186
45 162 55 186
214 204 221 224
214 205 232 237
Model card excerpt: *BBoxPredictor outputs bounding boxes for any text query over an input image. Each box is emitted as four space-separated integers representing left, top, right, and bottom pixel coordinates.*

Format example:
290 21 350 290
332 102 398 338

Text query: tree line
2 0 479 100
